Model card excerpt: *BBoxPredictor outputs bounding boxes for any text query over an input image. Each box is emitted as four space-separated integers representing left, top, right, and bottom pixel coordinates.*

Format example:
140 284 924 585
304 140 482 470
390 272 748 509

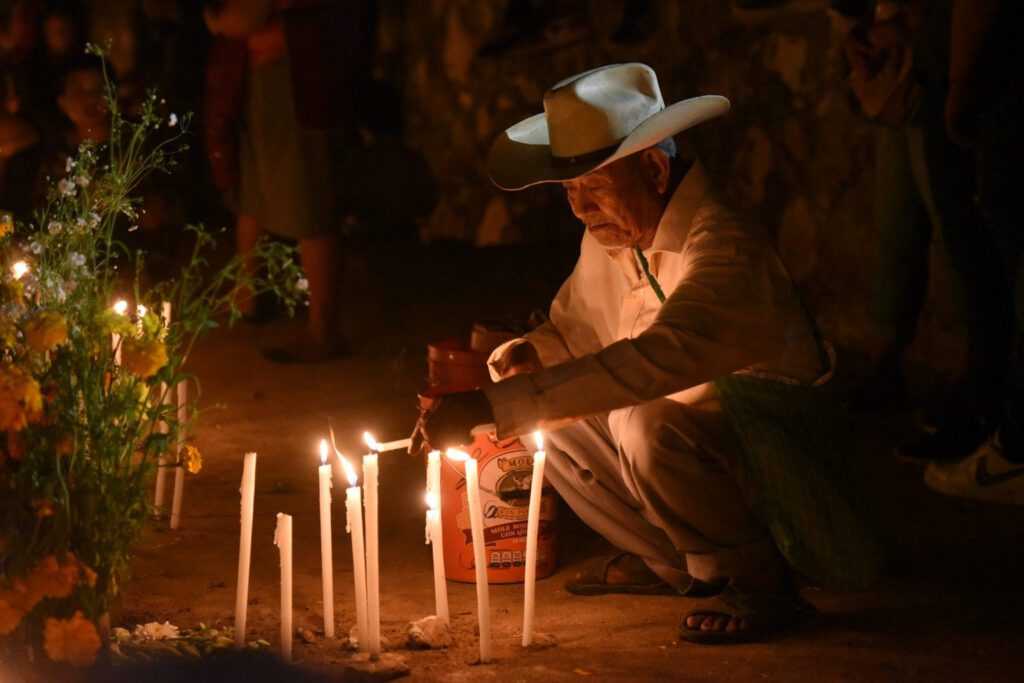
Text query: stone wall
378 0 966 382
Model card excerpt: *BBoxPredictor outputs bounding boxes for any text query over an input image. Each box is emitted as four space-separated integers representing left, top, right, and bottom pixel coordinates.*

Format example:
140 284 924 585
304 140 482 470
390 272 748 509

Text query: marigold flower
0 365 43 431
119 338 168 379
43 611 101 667
23 312 68 353
32 498 57 519
180 444 202 474
26 554 79 601
0 213 12 237
0 580 34 635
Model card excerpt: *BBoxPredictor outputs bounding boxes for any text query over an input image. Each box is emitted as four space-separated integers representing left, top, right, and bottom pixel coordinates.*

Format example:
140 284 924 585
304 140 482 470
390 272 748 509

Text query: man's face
561 150 670 250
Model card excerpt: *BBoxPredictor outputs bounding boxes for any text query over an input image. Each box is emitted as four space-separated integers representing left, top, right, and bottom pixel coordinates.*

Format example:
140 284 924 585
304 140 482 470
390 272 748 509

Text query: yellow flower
43 611 101 667
23 312 68 353
0 365 43 431
180 444 202 474
119 338 168 379
0 320 16 349
0 214 12 237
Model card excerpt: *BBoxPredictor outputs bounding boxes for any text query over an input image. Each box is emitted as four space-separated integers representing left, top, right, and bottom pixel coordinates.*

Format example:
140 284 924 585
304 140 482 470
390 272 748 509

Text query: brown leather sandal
565 552 680 596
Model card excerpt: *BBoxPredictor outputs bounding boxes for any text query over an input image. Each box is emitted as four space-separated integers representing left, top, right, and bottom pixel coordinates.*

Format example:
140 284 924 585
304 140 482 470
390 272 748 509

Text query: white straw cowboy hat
487 63 730 191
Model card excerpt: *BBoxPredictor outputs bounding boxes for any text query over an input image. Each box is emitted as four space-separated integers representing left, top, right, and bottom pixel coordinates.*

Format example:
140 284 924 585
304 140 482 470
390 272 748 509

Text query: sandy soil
105 243 1024 681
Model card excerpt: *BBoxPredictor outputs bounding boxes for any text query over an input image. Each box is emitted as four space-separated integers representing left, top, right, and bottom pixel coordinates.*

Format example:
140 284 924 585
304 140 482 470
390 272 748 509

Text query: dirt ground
107 242 1024 682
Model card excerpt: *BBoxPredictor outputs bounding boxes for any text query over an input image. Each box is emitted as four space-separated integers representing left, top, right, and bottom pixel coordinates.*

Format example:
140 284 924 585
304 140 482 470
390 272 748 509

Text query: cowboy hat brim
486 95 730 191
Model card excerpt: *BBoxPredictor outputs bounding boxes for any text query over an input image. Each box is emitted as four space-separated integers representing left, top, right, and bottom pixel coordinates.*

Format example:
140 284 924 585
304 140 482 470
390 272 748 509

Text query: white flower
73 174 89 188
128 224 138 232
58 178 76 196
28 240 42 254
295 277 309 292
74 217 86 232
68 252 85 267
133 621 179 640
47 221 63 234
88 212 101 228
65 157 74 173
168 113 178 127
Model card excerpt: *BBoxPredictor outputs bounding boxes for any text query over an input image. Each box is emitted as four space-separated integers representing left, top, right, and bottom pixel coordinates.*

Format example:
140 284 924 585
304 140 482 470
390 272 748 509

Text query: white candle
339 453 369 650
274 513 293 661
318 439 335 638
169 380 187 530
427 449 441 501
425 490 449 623
447 449 491 662
522 431 546 646
361 432 381 660
234 452 257 648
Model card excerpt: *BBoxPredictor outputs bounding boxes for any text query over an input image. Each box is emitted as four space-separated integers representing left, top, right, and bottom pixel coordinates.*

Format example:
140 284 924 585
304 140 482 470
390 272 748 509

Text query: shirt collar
647 159 709 256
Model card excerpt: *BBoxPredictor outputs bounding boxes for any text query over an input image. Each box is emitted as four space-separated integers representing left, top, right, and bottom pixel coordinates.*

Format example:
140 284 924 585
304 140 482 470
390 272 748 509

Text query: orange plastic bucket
419 387 557 584
427 337 491 389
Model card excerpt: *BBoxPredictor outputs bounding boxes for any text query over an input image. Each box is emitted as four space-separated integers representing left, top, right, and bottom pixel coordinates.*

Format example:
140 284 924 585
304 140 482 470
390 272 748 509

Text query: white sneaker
924 435 1024 505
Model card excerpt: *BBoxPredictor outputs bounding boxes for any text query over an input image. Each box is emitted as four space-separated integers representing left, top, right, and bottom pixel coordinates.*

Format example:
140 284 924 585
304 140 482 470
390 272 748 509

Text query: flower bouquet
0 49 303 670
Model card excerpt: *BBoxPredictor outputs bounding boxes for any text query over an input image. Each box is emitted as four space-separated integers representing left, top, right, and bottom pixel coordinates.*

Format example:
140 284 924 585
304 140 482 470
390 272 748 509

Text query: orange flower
119 338 168 379
0 580 34 635
43 611 101 667
33 498 57 519
23 312 68 353
26 554 79 601
81 564 97 588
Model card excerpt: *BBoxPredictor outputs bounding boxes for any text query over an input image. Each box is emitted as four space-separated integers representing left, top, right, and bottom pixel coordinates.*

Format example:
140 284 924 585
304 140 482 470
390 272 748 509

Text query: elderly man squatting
415 63 881 644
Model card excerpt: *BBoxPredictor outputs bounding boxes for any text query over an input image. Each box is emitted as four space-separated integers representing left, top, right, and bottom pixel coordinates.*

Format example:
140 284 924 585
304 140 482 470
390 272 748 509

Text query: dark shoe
565 552 679 597
262 336 348 365
680 586 818 645
895 416 991 463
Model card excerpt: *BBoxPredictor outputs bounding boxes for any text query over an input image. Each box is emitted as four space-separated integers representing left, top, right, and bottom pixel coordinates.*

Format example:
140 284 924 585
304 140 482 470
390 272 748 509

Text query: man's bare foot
680 552 812 644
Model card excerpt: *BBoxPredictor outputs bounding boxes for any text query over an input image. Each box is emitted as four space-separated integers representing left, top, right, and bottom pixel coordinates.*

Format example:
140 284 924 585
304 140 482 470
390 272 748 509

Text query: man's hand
409 390 495 454
945 80 982 148
490 342 542 379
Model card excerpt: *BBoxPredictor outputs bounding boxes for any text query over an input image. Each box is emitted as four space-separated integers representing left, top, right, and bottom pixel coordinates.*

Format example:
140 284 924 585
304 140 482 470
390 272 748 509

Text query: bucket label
440 433 557 584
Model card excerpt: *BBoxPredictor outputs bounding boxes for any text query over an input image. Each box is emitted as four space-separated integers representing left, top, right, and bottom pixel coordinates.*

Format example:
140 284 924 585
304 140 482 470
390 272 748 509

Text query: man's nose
566 191 597 218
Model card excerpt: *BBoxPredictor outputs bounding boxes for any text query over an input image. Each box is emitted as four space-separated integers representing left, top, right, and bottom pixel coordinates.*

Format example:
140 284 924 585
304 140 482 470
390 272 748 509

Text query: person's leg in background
924 92 1024 503
297 231 340 352
858 125 932 411
233 214 264 319
899 85 1013 459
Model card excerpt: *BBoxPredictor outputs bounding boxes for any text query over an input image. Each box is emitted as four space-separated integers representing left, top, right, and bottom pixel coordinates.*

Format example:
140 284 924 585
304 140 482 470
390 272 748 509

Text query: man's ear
641 148 672 194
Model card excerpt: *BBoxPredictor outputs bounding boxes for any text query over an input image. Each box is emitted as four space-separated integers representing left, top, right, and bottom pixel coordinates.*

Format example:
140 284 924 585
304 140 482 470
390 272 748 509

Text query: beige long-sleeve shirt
483 161 826 438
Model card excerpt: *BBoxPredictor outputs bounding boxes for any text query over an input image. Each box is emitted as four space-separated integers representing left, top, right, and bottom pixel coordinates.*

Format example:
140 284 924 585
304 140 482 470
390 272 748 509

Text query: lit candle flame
112 299 128 316
362 431 381 452
533 430 544 452
425 490 438 511
445 448 470 462
11 260 28 280
319 438 329 466
338 453 358 487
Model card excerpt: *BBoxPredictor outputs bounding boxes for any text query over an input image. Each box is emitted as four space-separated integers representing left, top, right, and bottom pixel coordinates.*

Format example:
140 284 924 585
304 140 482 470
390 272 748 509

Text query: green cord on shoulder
634 245 667 303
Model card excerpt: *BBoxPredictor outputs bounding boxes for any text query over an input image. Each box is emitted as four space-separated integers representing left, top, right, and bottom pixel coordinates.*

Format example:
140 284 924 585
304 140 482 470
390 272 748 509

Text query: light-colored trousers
546 397 775 593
